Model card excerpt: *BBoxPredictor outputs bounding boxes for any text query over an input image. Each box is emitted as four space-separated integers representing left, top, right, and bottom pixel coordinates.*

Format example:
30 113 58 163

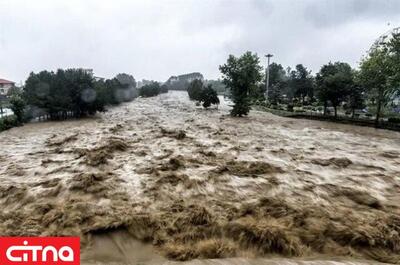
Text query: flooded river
0 91 399 264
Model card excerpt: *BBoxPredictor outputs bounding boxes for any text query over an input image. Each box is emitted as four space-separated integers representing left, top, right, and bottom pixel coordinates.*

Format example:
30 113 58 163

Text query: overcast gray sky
1 0 400 84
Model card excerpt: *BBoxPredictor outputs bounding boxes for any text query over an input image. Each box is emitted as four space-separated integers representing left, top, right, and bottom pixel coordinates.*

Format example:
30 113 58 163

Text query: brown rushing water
0 91 399 265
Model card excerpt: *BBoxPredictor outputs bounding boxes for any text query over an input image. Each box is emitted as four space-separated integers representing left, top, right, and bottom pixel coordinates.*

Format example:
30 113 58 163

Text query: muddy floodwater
0 91 399 265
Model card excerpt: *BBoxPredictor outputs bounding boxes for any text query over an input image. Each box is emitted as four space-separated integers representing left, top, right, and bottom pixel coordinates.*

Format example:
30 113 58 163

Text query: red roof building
0 78 15 95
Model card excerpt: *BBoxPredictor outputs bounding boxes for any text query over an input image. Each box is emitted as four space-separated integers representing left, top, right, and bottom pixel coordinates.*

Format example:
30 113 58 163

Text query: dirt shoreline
0 91 399 264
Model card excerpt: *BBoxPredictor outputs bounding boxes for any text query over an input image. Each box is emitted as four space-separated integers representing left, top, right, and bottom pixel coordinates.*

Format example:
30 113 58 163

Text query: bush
187 81 220 108
201 85 220 108
388 117 400 123
139 82 161 97
287 104 294 112
0 115 20 132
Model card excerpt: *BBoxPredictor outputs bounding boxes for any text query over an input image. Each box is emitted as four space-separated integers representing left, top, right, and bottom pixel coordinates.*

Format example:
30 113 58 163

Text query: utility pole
265 54 273 101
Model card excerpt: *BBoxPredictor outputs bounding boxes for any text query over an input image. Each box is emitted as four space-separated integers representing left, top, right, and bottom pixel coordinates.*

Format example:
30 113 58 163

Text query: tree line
0 69 140 131
219 29 400 126
23 70 139 120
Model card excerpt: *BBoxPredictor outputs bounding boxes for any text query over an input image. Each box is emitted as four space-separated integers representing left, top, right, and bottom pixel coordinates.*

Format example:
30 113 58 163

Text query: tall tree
115 73 138 101
359 31 400 126
219 51 262 116
316 62 353 117
10 95 26 123
187 79 204 101
347 79 365 118
268 63 288 105
289 64 314 104
24 69 106 119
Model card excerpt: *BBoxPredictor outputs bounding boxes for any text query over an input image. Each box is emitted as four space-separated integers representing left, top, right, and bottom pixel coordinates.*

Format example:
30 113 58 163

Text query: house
0 78 15 96
166 72 204 84
165 72 204 90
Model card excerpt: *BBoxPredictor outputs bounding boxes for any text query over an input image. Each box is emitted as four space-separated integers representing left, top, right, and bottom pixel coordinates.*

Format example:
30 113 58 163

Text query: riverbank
254 106 400 132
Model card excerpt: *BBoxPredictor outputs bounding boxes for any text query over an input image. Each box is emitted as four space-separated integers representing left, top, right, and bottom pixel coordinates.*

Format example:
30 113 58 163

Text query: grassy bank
254 106 400 132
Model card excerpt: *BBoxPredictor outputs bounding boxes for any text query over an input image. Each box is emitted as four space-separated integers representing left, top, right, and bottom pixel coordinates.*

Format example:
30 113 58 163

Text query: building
165 72 204 90
166 72 204 84
0 78 15 96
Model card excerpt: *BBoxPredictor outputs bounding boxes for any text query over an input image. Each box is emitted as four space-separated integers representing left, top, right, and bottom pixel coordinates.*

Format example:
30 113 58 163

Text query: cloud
0 0 399 83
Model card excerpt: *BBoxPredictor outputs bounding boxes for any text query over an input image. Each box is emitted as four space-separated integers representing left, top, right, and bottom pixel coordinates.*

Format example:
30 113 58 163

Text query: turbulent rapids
0 91 399 264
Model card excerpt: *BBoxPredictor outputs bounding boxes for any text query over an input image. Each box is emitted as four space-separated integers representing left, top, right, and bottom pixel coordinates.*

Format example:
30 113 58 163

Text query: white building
0 78 15 95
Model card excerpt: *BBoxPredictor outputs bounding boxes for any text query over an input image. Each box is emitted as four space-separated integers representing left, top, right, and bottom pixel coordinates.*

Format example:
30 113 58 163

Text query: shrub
201 85 220 108
187 82 220 109
388 117 400 123
0 115 19 132
139 82 161 97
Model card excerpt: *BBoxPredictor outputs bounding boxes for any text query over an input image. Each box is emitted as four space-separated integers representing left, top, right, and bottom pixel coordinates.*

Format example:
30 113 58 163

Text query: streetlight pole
265 54 273 101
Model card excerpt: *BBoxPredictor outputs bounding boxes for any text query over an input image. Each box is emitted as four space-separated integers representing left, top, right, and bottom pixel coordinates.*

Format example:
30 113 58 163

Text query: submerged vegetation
187 80 220 108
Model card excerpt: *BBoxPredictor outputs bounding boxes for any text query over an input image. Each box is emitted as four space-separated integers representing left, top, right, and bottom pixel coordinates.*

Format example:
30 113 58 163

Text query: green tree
219 51 262 116
24 70 54 113
201 85 220 108
139 82 161 97
115 73 138 101
187 79 204 101
316 62 353 117
347 80 365 118
266 63 287 105
288 64 314 104
7 86 21 97
116 73 136 88
10 95 26 123
359 31 400 126
160 84 169 94
23 69 106 119
386 31 400 99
